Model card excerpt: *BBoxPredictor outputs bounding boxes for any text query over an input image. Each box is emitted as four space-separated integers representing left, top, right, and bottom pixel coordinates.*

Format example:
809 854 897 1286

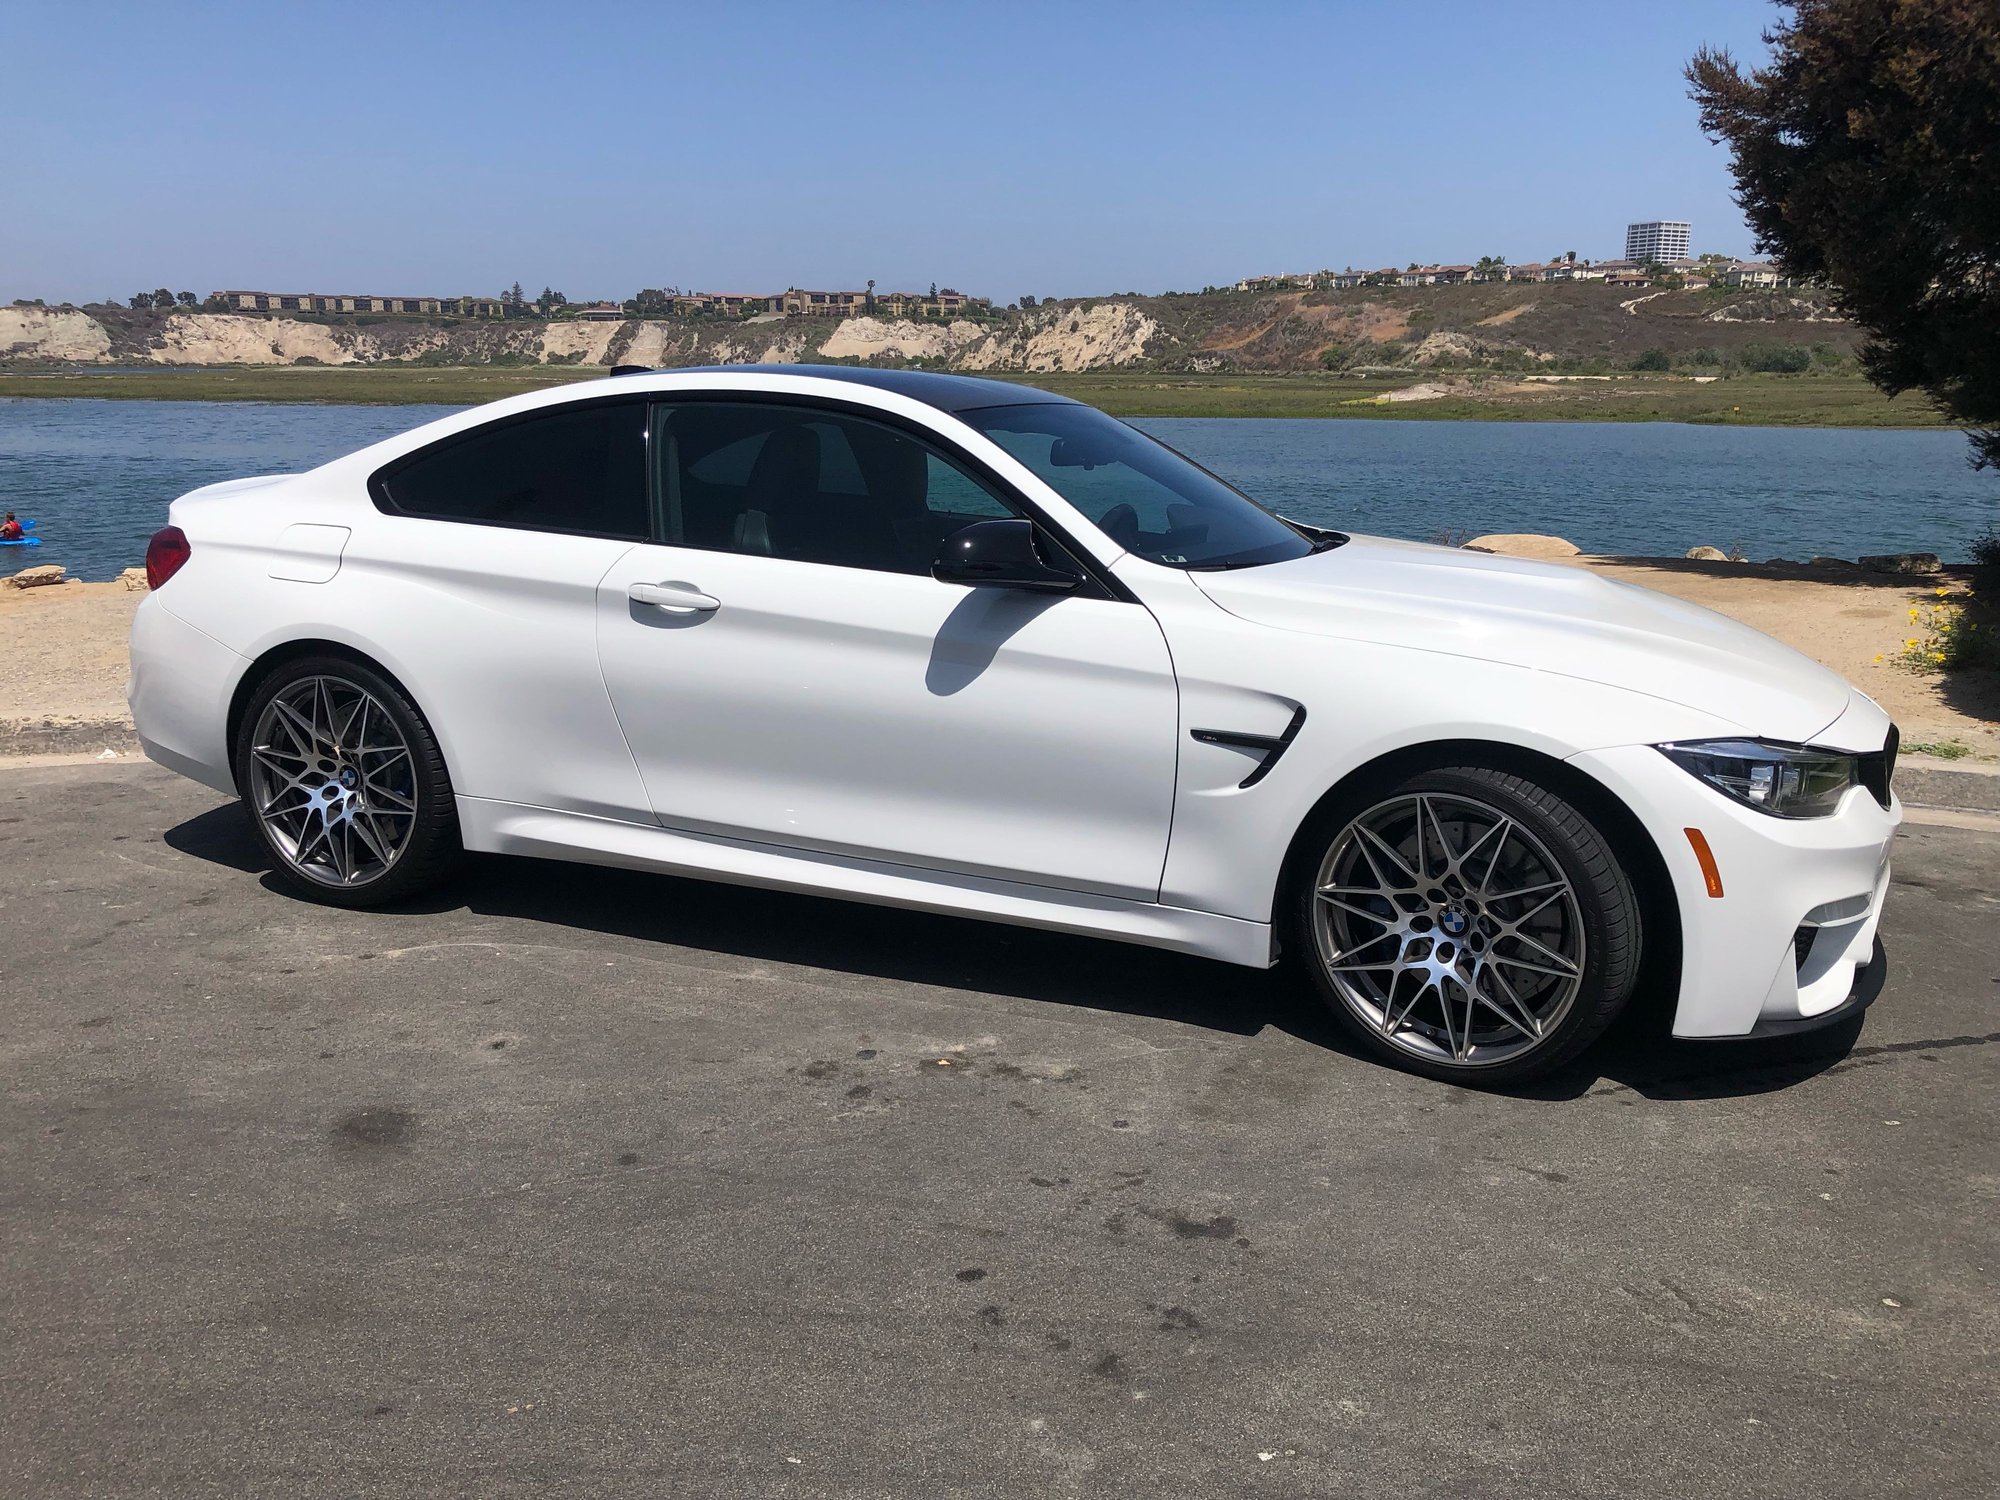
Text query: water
1 397 1993 580
1144 418 1997 562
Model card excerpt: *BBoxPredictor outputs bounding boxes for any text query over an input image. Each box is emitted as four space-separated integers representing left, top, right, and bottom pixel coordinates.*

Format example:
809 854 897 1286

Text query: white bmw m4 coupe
130 366 1900 1082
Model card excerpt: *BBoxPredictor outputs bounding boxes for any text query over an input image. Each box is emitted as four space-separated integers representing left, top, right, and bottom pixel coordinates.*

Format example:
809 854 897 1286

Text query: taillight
146 526 191 590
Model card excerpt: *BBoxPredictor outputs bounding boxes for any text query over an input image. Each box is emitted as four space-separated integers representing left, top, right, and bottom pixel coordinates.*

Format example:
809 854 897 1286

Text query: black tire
1286 763 1643 1084
232 654 462 908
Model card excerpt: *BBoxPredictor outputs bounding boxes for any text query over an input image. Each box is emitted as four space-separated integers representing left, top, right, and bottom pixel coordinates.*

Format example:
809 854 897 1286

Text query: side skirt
456 797 1275 968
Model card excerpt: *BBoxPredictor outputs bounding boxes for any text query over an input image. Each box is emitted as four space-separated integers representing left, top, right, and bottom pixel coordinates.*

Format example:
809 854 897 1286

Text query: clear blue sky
0 0 1777 307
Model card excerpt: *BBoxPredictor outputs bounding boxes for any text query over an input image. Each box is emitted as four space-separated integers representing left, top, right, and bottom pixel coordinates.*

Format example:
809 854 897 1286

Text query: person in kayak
0 514 24 541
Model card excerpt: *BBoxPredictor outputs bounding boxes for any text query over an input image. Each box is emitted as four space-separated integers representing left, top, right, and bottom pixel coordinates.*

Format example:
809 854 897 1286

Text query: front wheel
1289 764 1642 1083
233 656 462 907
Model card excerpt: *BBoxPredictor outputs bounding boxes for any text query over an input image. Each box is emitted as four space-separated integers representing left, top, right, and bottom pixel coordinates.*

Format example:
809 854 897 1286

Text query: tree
1019 294 1038 310
152 287 175 309
929 282 938 298
1564 250 1576 264
129 293 151 309
865 277 876 313
1688 1 2000 467
630 288 672 316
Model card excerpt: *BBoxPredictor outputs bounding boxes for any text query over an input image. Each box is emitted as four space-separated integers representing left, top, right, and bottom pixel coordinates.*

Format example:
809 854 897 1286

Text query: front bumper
1568 742 1900 1039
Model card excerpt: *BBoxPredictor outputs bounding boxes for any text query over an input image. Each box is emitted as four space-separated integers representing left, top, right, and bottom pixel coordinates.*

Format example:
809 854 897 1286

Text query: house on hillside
882 288 990 317
214 290 501 317
671 292 770 316
1723 261 1783 289
1506 262 1548 282
1539 262 1605 282
574 302 625 321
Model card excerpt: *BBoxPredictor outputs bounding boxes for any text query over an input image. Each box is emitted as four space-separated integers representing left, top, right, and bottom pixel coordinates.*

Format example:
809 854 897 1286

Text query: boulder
119 566 150 591
1461 533 1581 559
7 564 66 589
1858 552 1942 575
1684 545 1729 561
1807 555 1858 569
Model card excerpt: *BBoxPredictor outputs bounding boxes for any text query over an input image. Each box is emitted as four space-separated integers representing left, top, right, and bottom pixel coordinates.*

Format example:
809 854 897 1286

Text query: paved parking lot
3 761 1996 1498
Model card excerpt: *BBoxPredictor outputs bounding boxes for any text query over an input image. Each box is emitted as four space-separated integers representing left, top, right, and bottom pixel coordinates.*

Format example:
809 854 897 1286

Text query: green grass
0 365 599 406
0 364 1955 429
1902 740 1973 760
1015 371 1951 428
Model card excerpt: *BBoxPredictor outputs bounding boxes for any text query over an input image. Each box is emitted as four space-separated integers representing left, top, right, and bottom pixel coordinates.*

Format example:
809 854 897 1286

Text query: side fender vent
1190 706 1307 789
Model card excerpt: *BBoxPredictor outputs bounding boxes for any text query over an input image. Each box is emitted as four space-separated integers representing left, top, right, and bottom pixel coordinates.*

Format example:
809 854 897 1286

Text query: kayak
0 536 42 548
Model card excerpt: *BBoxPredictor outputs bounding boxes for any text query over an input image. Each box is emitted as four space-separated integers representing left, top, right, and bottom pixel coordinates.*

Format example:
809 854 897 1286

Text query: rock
1858 552 1942 575
7 564 66 589
1807 555 1858 569
1685 545 1729 561
1461 533 1581 559
119 566 150 591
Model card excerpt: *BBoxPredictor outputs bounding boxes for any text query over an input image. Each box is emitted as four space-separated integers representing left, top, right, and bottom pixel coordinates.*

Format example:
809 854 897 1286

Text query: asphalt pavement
3 761 1995 1499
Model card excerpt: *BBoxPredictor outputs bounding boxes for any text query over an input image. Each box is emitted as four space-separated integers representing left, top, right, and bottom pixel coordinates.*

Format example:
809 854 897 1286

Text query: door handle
628 580 720 614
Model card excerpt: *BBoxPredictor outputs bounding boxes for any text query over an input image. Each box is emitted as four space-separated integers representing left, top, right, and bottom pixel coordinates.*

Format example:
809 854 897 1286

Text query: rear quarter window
375 401 649 540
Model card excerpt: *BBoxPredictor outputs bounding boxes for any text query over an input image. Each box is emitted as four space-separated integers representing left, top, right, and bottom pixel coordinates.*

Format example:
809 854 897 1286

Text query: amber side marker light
1684 827 1725 898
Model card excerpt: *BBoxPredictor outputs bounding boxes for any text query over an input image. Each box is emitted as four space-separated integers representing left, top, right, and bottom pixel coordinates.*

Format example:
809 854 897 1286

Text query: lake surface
2 397 1993 581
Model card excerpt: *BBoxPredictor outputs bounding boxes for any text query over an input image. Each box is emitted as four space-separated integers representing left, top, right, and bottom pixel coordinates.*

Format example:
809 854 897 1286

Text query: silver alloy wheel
1311 791 1586 1068
247 674 417 888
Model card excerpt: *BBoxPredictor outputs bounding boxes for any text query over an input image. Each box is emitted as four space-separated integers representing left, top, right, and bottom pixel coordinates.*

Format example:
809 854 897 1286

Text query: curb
0 718 143 758
1896 756 2000 815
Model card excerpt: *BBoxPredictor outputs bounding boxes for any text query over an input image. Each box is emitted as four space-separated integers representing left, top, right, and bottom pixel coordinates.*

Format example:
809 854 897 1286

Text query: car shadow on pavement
164 804 1868 1102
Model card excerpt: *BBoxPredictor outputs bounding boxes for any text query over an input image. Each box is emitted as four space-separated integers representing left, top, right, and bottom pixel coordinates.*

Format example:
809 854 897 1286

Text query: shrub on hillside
1738 343 1813 374
1630 348 1671 372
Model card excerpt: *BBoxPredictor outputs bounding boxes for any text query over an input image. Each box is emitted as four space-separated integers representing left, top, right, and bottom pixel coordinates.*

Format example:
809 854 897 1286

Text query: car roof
630 364 1080 414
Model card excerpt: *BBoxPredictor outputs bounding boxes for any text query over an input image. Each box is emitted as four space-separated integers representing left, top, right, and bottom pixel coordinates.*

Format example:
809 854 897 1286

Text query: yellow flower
1935 587 1949 597
1873 654 1884 663
1933 653 1946 663
1906 638 1919 647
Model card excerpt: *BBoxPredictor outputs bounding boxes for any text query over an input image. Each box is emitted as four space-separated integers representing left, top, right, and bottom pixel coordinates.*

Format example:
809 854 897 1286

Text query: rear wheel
233 656 461 907
1290 764 1642 1083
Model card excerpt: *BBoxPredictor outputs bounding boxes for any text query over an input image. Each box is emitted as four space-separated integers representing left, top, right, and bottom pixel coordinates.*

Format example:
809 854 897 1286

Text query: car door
594 397 1180 901
357 396 654 821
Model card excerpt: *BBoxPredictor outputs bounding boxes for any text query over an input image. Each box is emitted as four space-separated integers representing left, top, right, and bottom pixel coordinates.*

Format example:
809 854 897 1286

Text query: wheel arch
225 637 437 773
1275 737 1682 1011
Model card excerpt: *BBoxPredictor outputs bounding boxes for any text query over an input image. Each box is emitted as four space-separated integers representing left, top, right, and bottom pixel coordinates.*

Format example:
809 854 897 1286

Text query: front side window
375 401 649 539
962 402 1316 570
654 401 1027 574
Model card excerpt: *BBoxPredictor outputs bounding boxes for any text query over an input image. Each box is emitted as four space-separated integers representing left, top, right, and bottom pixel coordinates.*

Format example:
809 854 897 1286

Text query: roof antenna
610 364 652 377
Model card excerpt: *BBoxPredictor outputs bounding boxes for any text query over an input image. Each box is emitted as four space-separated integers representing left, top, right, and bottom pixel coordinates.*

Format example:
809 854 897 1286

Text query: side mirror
932 519 1082 594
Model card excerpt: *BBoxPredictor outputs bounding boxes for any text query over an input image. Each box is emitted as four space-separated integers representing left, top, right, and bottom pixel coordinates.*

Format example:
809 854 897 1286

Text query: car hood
1190 534 1853 742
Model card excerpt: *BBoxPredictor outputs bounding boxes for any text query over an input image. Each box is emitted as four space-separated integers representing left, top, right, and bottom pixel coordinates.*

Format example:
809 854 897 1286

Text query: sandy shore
2 559 1993 761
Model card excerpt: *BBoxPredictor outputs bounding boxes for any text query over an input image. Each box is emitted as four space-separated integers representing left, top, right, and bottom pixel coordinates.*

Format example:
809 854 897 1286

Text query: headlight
1657 738 1859 819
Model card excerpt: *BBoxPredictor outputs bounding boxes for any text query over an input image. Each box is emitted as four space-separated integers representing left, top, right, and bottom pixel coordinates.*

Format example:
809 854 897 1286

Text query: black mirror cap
932 519 1082 594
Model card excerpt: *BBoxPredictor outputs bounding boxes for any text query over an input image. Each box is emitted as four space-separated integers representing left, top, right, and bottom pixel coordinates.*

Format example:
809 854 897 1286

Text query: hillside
0 282 1862 377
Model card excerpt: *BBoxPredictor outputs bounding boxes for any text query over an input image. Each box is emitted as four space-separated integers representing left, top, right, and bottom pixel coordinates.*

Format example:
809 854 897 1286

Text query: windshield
961 403 1319 570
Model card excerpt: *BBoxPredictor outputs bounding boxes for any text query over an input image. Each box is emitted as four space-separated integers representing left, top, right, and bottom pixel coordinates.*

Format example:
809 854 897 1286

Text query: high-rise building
1625 221 1691 262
